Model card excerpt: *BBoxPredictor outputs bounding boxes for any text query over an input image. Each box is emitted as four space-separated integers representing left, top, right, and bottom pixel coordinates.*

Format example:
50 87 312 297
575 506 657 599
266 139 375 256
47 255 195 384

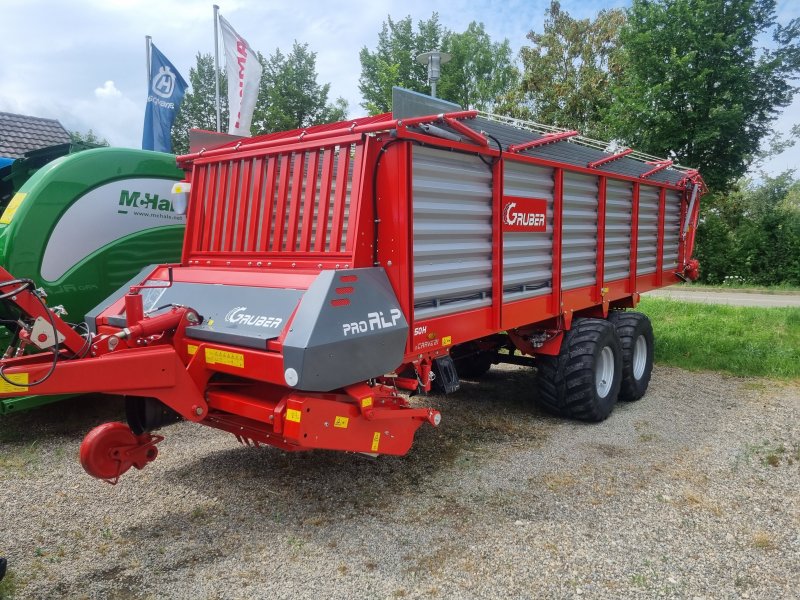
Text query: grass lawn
637 297 800 379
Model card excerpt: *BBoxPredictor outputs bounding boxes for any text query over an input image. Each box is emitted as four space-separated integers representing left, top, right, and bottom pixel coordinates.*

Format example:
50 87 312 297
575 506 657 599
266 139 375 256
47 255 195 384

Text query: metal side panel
282 268 408 391
636 185 661 275
412 146 493 319
561 171 599 291
663 189 682 270
604 178 633 283
502 161 554 301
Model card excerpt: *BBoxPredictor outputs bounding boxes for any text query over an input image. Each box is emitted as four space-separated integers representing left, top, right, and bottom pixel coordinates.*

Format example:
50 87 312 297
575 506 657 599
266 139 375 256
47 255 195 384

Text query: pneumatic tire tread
534 318 622 422
607 310 654 402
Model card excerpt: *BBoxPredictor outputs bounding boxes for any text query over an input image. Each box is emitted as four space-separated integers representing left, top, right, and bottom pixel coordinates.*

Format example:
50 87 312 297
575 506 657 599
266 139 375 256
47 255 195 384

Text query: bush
694 174 800 287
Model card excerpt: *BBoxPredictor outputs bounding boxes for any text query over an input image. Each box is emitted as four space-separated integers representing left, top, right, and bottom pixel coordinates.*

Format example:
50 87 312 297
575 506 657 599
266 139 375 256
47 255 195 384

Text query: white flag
218 14 263 136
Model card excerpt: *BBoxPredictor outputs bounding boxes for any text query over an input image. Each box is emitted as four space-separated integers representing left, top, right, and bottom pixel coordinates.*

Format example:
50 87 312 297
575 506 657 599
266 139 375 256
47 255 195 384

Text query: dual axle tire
607 311 654 402
534 318 622 422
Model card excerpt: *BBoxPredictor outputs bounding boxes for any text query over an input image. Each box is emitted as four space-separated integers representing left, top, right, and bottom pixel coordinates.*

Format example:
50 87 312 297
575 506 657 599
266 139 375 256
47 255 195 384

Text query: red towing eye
79 422 164 484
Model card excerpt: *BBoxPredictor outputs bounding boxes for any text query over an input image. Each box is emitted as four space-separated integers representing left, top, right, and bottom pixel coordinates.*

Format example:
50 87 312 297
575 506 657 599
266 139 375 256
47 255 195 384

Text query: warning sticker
361 397 373 409
286 408 302 423
205 348 244 368
0 372 28 393
187 344 198 355
334 416 349 429
0 193 27 225
442 336 452 346
371 432 381 452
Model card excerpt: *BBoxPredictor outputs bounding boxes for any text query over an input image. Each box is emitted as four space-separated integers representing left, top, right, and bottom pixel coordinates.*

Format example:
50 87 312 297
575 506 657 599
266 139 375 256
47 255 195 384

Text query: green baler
0 147 185 414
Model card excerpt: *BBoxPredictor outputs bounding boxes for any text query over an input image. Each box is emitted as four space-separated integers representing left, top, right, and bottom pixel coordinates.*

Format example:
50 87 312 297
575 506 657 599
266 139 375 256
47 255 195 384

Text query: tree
696 173 800 285
606 0 800 190
171 53 228 155
69 129 109 146
515 1 625 137
252 42 348 133
358 14 444 114
437 22 519 112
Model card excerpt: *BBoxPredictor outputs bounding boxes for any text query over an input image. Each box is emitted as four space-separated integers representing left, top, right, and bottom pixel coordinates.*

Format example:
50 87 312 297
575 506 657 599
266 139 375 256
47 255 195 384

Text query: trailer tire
534 318 622 422
607 311 654 402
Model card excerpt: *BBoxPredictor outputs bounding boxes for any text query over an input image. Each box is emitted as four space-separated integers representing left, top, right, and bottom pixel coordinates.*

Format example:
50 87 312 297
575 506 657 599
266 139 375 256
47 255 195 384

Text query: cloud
95 80 122 99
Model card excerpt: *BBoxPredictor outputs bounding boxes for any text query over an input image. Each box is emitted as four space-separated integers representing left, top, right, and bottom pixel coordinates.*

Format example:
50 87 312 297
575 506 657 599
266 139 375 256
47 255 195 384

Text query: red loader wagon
0 89 704 482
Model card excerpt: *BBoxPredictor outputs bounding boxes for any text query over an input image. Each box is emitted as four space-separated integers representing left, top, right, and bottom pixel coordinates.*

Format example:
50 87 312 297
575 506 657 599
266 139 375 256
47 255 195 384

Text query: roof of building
0 112 71 159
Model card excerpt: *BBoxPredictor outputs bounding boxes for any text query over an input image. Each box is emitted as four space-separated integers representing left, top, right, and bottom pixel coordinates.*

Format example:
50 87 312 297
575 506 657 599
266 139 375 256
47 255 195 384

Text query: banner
142 44 188 153
218 14 263 136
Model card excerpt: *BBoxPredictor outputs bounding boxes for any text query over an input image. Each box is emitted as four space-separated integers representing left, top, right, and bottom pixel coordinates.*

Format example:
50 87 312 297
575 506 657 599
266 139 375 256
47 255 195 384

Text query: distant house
0 112 70 159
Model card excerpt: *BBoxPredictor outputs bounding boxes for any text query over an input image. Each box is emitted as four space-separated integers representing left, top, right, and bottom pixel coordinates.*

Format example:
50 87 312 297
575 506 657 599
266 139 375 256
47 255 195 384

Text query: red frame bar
329 145 350 253
508 131 578 153
345 144 366 253
655 187 666 286
641 160 673 179
272 154 291 252
233 158 251 252
588 148 632 168
258 156 278 252
629 182 640 293
299 149 319 252
491 158 503 329
182 164 206 262
595 176 607 302
285 151 306 252
199 163 218 252
551 168 564 315
244 157 264 252
315 147 335 252
443 116 489 147
210 162 229 252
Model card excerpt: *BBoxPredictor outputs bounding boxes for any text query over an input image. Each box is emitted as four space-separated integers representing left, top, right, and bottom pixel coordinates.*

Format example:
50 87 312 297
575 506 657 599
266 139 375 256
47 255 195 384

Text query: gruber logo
225 306 283 328
502 197 547 232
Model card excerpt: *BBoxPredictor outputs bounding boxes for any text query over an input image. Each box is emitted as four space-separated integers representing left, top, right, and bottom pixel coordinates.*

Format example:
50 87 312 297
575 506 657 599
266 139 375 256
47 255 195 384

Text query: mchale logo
502 197 547 232
119 190 175 213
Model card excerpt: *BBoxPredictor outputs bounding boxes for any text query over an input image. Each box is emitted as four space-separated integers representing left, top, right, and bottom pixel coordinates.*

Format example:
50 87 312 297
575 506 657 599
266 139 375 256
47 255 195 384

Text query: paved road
646 288 800 307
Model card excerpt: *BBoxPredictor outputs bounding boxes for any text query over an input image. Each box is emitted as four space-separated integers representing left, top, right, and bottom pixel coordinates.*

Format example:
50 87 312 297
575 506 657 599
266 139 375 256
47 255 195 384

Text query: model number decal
342 309 402 336
205 348 245 368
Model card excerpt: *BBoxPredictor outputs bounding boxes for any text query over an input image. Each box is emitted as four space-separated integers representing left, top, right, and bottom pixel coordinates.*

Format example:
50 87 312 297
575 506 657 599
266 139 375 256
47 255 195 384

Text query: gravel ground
1 365 798 599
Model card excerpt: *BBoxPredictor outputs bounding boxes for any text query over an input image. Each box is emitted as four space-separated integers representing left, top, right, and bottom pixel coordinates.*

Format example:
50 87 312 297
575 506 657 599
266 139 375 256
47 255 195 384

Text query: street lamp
416 50 452 98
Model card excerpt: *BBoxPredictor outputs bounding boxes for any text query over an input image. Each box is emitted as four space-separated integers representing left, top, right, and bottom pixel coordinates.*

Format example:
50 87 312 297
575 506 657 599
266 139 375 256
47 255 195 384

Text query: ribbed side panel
502 161 554 301
561 172 599 290
190 143 357 256
636 185 660 275
603 178 633 283
663 189 682 270
413 146 493 319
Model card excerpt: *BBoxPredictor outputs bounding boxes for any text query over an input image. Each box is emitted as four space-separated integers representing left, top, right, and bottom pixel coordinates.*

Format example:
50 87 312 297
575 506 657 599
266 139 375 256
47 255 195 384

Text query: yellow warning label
442 336 452 346
361 397 373 409
371 432 381 452
0 193 27 225
187 344 198 355
334 416 349 429
0 372 28 393
286 408 302 423
205 348 244 368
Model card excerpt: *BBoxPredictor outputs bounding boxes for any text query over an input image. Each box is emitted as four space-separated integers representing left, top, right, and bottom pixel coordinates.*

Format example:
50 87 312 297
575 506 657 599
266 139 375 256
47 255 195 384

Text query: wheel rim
632 335 647 380
595 346 615 398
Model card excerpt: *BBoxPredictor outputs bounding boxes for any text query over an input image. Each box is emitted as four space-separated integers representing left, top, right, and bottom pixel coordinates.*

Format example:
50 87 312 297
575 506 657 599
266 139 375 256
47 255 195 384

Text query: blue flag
142 43 188 153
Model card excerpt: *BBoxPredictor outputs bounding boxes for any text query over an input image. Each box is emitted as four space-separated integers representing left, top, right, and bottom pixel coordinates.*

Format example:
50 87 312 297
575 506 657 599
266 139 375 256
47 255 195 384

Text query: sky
0 0 798 177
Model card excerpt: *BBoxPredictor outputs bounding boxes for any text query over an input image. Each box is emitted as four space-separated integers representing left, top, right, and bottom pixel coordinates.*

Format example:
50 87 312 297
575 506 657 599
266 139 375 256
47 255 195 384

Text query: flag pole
145 35 152 89
213 4 221 132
